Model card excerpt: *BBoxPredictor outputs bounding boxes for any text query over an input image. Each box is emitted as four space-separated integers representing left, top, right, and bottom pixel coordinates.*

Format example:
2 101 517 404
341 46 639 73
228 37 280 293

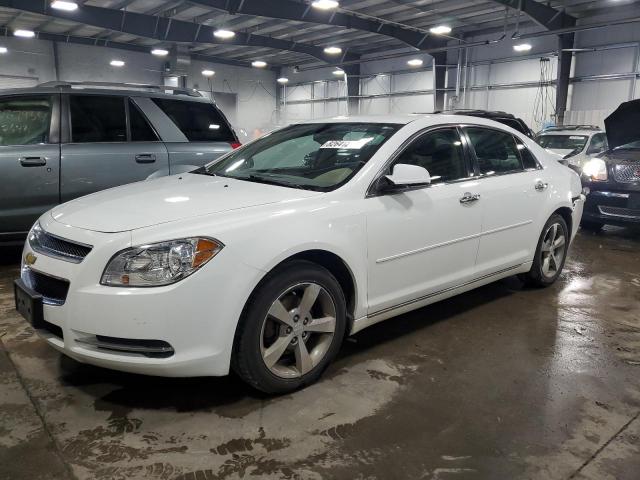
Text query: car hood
545 148 576 157
50 173 321 233
604 99 640 149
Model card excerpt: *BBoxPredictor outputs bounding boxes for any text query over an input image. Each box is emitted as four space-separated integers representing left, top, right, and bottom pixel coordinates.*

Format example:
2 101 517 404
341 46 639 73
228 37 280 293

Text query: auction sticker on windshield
320 138 374 149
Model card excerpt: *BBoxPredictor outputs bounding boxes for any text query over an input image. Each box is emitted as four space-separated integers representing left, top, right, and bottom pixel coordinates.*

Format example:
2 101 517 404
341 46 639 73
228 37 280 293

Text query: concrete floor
1 228 639 480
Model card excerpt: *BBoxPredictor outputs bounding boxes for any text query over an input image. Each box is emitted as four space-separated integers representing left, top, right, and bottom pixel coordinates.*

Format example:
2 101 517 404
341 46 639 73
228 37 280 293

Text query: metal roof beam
0 0 357 64
187 0 448 51
488 0 576 30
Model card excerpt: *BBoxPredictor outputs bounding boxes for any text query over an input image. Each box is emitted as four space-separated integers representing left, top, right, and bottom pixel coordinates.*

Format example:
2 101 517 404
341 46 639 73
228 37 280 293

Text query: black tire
580 220 604 232
232 260 347 394
520 214 569 288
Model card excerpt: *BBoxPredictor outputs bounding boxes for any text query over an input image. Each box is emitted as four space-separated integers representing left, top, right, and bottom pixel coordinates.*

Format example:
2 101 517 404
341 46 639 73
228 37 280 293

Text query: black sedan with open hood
580 99 640 230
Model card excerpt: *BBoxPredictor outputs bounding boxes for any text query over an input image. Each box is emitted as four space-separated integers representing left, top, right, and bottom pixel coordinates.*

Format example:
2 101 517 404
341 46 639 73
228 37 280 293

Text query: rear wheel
580 219 604 232
232 260 346 394
520 214 569 287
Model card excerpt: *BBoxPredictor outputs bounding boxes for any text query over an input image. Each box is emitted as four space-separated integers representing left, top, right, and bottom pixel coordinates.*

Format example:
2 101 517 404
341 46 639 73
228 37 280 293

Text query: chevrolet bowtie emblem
24 252 37 266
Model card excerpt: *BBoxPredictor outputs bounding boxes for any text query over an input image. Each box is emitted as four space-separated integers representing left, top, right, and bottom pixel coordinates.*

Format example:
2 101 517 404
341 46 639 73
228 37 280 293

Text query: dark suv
434 109 534 138
0 81 239 245
580 99 640 230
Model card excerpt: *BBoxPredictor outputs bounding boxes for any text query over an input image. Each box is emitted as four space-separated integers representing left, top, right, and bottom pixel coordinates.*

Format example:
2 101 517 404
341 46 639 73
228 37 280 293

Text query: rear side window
466 127 523 175
587 133 607 154
129 100 159 142
70 95 127 143
393 128 468 183
515 139 540 170
151 98 234 142
0 96 52 146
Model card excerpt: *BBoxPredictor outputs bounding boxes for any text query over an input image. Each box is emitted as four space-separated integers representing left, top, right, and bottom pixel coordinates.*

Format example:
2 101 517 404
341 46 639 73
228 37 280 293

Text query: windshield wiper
245 174 320 191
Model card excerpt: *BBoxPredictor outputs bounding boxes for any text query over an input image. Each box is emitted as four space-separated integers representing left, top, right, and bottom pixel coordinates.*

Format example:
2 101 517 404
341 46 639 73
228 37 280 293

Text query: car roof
299 113 527 131
538 129 600 136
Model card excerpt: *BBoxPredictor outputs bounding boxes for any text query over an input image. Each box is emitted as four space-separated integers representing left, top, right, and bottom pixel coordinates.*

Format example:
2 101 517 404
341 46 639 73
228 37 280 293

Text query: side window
151 98 234 142
70 95 127 143
587 133 607 154
129 100 159 142
0 96 52 146
514 138 539 170
392 128 467 183
466 127 523 175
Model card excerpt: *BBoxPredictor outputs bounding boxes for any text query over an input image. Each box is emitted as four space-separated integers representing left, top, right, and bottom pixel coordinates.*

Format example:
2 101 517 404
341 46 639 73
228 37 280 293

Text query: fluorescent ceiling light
209 124 220 130
332 68 345 75
429 25 452 35
51 1 78 11
202 69 215 76
14 30 35 38
312 0 339 10
151 48 169 56
407 58 424 67
214 29 235 39
324 46 342 55
0 47 7 54
110 60 125 67
513 43 532 52
277 77 289 84
252 60 267 68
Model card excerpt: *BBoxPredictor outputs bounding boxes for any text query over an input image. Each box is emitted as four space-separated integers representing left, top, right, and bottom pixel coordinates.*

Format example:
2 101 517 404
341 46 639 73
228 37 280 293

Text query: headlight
582 158 607 181
101 237 223 287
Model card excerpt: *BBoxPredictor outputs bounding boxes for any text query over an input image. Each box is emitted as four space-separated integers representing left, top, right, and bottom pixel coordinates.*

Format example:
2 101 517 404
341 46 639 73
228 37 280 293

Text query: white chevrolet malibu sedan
15 114 584 393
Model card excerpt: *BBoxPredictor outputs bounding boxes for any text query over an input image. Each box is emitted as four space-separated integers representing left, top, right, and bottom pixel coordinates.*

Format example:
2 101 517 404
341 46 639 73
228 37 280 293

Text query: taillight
230 142 242 150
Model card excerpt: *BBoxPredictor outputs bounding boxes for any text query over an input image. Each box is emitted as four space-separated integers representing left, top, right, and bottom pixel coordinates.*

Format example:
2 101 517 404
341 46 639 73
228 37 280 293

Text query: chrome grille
29 226 92 263
599 206 640 219
612 163 640 183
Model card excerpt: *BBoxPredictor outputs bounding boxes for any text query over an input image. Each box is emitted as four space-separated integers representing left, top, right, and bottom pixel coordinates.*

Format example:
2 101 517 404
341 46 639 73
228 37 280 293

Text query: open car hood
604 99 640 149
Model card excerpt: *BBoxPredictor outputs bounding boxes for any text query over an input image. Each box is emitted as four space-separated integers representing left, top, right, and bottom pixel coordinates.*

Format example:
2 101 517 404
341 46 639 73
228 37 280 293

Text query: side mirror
386 164 431 186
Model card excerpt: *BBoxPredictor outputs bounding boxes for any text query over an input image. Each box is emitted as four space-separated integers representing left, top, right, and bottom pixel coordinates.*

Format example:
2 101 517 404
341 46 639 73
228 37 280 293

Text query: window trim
0 93 58 147
460 124 542 179
366 124 478 198
126 97 161 143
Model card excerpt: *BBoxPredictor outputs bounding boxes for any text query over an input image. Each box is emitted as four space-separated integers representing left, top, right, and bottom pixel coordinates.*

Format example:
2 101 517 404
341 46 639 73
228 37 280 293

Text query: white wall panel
390 94 434 114
361 75 390 96
393 71 433 92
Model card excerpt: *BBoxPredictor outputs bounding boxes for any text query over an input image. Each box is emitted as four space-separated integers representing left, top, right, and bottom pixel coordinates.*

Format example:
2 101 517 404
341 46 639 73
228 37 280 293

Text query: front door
0 94 60 239
366 127 483 315
60 94 168 202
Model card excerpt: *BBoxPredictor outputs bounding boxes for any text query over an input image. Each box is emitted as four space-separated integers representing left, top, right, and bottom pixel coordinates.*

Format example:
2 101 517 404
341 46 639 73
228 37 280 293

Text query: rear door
463 126 546 276
60 94 169 202
148 97 236 173
0 94 60 239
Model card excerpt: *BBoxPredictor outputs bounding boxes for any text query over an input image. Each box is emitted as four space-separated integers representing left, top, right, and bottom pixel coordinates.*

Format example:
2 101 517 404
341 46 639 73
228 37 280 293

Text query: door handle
459 192 481 204
135 153 156 164
535 181 549 192
19 156 47 167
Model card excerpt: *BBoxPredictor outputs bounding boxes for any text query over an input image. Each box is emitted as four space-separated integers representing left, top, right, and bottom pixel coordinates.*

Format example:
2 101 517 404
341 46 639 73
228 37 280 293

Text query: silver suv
0 81 239 245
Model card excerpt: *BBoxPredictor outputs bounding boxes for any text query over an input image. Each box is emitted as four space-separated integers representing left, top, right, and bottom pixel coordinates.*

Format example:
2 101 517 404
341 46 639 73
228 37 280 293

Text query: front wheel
232 260 347 394
520 214 569 287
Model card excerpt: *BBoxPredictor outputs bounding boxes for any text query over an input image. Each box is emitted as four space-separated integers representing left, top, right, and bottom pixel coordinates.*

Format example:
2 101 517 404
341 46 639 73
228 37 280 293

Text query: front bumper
582 181 640 226
17 215 264 377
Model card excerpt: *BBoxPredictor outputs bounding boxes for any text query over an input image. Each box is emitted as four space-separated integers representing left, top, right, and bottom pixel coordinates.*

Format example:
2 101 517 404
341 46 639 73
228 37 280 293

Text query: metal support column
432 52 447 111
556 33 575 126
344 64 360 116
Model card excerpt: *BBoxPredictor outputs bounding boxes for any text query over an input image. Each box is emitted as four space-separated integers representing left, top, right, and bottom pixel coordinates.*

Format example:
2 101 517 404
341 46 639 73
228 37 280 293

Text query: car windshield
199 122 401 191
536 134 588 151
614 140 640 150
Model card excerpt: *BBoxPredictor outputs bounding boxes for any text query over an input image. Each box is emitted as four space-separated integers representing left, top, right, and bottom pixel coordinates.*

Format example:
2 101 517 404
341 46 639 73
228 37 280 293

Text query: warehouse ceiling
0 0 637 68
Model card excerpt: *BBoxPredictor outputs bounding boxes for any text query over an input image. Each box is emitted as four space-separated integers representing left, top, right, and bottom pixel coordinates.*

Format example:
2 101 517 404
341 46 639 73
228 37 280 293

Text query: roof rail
37 81 202 97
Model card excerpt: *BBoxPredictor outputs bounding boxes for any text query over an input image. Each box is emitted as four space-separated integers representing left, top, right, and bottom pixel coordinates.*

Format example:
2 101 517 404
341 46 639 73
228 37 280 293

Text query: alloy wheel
260 282 337 379
540 222 566 278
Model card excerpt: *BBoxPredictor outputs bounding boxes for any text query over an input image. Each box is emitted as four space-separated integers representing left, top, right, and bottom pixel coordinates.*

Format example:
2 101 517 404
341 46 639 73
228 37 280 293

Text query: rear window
152 98 234 142
70 95 127 143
